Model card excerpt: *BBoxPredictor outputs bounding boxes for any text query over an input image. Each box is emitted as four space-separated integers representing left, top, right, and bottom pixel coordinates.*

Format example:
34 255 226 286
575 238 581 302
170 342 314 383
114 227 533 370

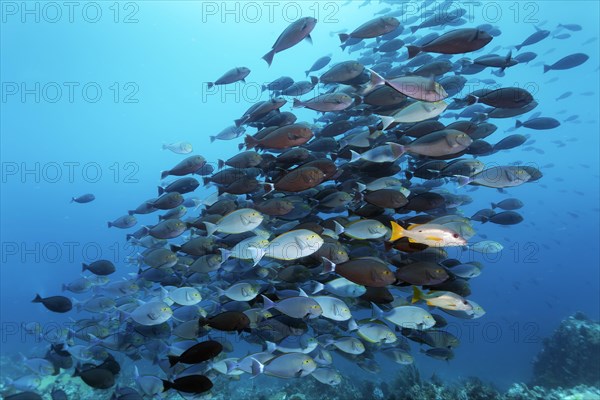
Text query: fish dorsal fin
406 224 422 231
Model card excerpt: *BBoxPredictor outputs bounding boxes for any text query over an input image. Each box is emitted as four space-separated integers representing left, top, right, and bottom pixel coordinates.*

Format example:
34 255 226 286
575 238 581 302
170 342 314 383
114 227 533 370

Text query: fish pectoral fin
305 34 313 45
241 215 250 226
295 237 308 250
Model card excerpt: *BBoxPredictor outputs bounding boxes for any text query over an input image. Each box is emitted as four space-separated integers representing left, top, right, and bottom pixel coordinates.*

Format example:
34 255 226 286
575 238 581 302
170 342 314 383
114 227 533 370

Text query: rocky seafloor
1 313 598 400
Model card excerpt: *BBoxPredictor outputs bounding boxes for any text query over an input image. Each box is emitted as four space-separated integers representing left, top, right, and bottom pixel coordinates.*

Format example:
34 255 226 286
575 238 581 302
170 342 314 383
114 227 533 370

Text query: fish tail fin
412 286 424 303
305 70 310 77
204 221 217 237
250 357 264 377
410 26 419 34
207 82 214 89
406 46 421 59
263 182 275 194
379 115 396 130
219 248 232 262
321 257 336 274
310 76 319 85
349 150 362 163
390 221 405 242
370 302 384 321
455 175 472 188
311 280 325 294
234 118 244 127
466 94 479 105
217 159 225 170
161 380 172 392
248 246 266 266
210 136 216 143
107 222 112 228
333 221 345 236
244 135 258 149
160 171 170 179
292 98 304 108
515 120 523 128
70 197 75 203
262 49 276 67
225 360 240 374
202 177 212 186
480 216 489 224
81 263 88 272
261 294 275 311
32 294 42 303
338 33 350 43
515 44 522 51
543 65 551 73
158 186 165 196
216 286 227 298
491 203 497 209
265 341 277 354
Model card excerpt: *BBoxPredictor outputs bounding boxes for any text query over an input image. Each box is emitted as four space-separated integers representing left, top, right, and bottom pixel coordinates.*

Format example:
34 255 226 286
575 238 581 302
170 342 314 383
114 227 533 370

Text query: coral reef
532 312 600 389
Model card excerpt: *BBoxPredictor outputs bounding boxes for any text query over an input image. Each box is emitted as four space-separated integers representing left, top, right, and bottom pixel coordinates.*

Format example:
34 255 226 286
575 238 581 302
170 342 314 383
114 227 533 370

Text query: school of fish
11 1 594 399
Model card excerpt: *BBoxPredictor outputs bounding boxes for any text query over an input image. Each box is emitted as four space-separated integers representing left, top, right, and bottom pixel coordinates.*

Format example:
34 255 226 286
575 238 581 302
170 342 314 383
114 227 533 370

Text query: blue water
1 0 599 394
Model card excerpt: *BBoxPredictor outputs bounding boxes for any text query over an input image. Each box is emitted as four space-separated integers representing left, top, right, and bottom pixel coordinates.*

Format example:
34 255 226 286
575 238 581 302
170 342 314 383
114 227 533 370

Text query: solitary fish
207 67 251 88
263 17 317 66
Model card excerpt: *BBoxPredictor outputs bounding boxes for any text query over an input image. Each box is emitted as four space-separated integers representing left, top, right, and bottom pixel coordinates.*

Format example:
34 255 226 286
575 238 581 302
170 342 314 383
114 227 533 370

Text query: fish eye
462 301 468 305
453 233 459 238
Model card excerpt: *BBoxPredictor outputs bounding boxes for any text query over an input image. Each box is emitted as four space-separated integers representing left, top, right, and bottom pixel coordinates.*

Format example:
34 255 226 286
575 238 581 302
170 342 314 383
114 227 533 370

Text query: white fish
356 321 397 344
470 240 504 254
204 208 264 236
161 287 202 306
311 367 342 385
217 282 261 302
130 301 173 326
252 353 317 378
313 278 366 298
335 219 389 239
379 100 448 128
324 336 365 355
371 303 436 329
442 300 486 319
220 236 270 266
382 348 414 365
266 334 318 354
263 229 324 260
312 296 352 321
390 221 467 247
162 141 193 154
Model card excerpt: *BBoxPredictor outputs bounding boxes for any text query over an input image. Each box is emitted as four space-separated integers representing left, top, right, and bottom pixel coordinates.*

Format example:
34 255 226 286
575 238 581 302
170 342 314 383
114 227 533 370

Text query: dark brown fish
32 294 72 313
161 155 206 179
245 124 313 150
199 311 251 333
407 29 493 59
254 198 295 216
364 189 408 209
162 375 213 394
394 262 449 286
271 167 325 192
168 340 223 367
323 257 396 287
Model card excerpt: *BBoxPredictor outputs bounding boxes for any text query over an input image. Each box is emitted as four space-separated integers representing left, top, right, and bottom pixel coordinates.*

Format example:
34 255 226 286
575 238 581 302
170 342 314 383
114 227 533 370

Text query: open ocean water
1 1 599 399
